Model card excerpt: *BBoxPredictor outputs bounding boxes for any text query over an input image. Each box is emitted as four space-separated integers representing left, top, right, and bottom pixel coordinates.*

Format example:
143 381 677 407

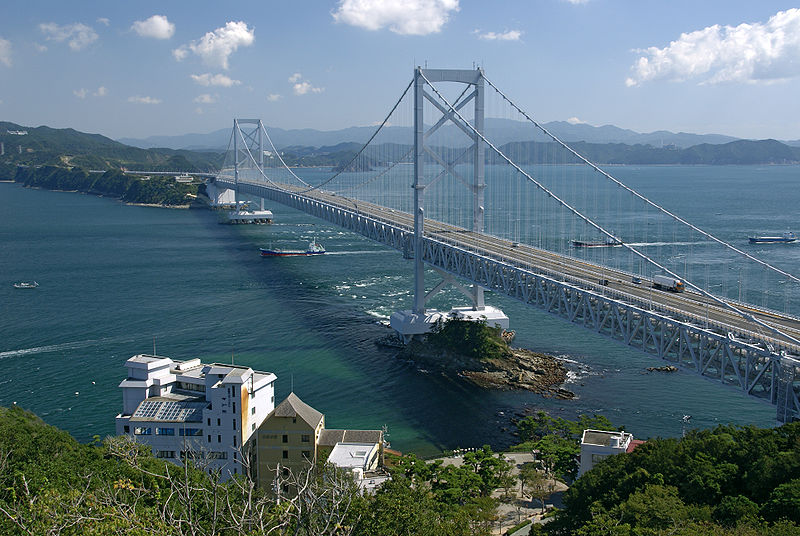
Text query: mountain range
119 119 758 151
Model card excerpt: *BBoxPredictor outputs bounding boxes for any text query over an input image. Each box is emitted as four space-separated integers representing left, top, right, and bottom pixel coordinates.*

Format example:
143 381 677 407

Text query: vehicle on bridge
652 275 684 292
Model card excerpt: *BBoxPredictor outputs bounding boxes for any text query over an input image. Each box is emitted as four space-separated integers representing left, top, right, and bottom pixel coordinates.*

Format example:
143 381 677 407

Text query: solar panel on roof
132 400 207 422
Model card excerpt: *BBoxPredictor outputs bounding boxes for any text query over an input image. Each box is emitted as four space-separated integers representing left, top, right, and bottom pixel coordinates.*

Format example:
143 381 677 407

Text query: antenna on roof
152 335 156 356
231 347 235 366
291 374 294 393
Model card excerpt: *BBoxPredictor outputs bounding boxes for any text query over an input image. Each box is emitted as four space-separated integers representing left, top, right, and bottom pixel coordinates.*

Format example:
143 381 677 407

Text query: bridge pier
390 67 509 344
206 181 238 209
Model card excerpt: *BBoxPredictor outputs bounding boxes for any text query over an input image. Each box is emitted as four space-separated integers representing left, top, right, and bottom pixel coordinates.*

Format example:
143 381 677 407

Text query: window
208 452 227 460
207 435 211 443
217 418 221 426
233 419 237 431
207 418 211 426
155 427 175 436
232 401 236 413
282 450 288 459
155 450 175 459
271 395 274 403
123 425 130 434
282 434 288 443
282 468 289 477
179 428 202 437
252 423 256 432
217 435 221 443
302 450 312 460
292 418 296 424
134 427 152 435
251 407 256 415
301 434 310 443
592 454 609 463
233 436 237 447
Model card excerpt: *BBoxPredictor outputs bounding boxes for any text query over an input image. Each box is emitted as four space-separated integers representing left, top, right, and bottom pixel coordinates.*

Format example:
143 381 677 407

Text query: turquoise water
1 166 794 456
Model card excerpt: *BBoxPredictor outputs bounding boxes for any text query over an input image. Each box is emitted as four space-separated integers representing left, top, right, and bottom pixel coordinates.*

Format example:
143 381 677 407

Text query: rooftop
327 442 379 470
130 397 208 423
272 392 324 428
582 429 633 447
318 429 383 447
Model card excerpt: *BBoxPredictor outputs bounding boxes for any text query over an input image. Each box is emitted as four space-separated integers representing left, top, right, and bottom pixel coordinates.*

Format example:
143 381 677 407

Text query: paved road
232 180 800 354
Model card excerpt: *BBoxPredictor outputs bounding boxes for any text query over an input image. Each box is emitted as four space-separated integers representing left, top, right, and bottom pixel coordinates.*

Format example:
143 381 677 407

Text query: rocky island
381 318 573 398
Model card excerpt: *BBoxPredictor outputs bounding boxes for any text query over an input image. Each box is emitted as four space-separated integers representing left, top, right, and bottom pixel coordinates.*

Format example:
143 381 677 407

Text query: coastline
389 335 574 399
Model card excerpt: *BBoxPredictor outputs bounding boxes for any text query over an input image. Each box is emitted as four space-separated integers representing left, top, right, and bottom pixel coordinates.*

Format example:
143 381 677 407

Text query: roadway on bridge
237 180 800 354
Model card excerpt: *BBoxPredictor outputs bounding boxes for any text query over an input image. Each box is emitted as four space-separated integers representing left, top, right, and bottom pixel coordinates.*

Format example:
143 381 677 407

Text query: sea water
0 165 796 456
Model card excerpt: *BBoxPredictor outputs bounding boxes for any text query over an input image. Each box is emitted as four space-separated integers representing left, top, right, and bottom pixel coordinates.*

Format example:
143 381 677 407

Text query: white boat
13 281 39 289
748 231 797 244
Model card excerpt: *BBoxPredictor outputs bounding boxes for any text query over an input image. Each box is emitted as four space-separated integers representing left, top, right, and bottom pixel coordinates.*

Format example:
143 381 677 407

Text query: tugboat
748 231 797 244
260 240 326 257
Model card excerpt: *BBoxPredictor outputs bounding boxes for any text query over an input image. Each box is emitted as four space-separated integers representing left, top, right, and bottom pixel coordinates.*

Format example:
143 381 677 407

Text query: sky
1 0 799 140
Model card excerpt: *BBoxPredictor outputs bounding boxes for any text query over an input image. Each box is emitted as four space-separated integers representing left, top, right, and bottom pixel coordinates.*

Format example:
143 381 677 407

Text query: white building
578 429 641 478
115 354 277 480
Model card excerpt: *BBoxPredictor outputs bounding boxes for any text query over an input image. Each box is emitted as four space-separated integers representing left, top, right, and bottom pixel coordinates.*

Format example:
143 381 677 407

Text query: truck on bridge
653 274 685 292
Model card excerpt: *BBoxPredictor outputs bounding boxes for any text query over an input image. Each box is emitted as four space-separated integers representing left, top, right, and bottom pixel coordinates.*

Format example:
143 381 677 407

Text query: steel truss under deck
216 177 800 424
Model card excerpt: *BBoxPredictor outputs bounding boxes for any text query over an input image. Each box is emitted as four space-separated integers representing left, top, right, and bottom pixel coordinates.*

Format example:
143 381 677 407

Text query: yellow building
255 392 383 492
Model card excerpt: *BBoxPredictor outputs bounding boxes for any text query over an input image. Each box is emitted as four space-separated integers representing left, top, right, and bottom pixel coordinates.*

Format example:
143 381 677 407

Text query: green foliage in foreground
14 165 198 205
546 422 800 536
0 407 507 535
425 317 511 361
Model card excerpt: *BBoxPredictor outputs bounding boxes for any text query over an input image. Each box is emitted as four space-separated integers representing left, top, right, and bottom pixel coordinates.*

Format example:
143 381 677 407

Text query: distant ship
259 240 325 257
748 232 797 244
571 237 622 248
13 281 38 289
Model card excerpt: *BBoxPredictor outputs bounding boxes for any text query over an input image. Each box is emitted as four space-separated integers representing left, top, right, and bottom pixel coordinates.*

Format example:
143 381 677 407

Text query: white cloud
0 38 11 67
33 43 47 52
97 17 110 26
267 93 282 102
566 117 586 125
293 81 324 95
94 86 107 97
190 73 241 87
73 88 88 99
563 0 590 4
288 73 323 95
627 8 800 87
128 95 161 104
194 93 216 104
132 15 175 40
173 21 254 69
39 22 98 51
476 29 521 41
332 0 459 36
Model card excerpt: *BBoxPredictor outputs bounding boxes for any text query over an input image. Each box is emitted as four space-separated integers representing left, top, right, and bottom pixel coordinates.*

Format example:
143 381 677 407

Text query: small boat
13 281 39 289
748 232 797 244
260 240 325 257
571 237 622 248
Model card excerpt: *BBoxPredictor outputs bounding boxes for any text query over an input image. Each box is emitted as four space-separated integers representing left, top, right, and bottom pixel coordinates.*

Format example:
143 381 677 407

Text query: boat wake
0 339 106 360
625 241 708 248
323 250 394 256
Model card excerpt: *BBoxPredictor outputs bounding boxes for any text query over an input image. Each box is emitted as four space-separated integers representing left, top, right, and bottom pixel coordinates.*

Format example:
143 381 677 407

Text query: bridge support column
206 181 237 208
391 67 507 343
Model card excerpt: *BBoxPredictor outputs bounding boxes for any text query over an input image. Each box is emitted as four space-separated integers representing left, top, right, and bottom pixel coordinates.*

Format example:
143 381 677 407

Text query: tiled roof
273 392 323 428
318 429 383 447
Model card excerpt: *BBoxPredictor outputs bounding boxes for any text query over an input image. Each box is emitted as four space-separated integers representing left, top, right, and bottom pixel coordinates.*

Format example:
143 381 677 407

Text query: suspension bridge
205 68 800 424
